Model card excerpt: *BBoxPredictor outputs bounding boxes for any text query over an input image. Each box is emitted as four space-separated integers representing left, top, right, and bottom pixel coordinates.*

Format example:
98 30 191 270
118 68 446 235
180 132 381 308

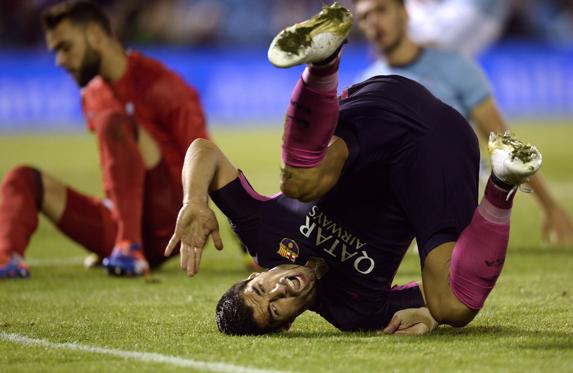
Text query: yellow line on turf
0 332 291 373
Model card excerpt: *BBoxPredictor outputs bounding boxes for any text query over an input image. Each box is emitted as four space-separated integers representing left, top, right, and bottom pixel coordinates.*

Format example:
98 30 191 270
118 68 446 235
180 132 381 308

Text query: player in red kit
0 0 208 278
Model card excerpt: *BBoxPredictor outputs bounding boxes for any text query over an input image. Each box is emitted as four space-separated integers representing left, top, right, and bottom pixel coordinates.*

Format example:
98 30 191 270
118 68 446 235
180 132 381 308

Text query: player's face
45 20 102 87
242 264 317 329
355 0 408 53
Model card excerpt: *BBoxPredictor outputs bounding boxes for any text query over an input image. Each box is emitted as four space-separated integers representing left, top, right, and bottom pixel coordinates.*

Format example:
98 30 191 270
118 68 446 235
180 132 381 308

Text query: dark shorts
392 120 479 263
336 75 480 264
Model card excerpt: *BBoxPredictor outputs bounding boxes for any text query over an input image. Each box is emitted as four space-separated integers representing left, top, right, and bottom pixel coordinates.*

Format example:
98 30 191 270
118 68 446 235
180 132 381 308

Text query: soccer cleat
0 253 30 279
268 2 353 68
488 131 542 186
102 241 149 277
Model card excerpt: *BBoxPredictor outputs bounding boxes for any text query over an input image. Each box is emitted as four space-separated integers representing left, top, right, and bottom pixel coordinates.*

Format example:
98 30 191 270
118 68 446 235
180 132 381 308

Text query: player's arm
471 98 573 245
381 282 438 336
381 307 439 336
151 77 209 152
166 90 209 152
165 138 239 276
280 136 348 202
81 77 125 132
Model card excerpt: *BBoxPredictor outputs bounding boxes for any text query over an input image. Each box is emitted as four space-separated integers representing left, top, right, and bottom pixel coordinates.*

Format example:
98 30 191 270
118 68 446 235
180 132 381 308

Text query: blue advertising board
0 42 571 131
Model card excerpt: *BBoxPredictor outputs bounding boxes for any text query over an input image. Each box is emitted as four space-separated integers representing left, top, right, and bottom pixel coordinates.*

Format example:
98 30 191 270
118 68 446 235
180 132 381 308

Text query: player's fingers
212 230 224 251
186 246 197 277
395 323 428 336
164 234 179 256
193 246 203 275
180 245 190 270
382 315 402 334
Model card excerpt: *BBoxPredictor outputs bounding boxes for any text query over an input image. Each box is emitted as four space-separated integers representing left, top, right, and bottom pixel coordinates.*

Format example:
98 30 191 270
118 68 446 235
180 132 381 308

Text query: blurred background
0 0 572 130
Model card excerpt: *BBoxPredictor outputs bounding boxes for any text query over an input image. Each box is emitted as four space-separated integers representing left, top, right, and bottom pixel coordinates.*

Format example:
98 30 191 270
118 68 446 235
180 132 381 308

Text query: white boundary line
26 257 84 267
0 332 290 373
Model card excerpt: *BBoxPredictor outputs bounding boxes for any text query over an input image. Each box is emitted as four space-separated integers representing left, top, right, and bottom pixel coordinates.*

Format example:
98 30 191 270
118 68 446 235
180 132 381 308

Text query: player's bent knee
2 165 43 206
427 295 478 327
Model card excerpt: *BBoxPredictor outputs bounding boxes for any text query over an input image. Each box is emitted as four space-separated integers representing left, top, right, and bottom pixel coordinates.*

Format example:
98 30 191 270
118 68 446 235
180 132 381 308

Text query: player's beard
75 45 102 87
381 28 406 56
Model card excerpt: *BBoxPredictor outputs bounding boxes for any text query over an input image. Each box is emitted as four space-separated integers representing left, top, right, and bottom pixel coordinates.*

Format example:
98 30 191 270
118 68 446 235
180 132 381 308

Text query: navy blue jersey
210 75 479 331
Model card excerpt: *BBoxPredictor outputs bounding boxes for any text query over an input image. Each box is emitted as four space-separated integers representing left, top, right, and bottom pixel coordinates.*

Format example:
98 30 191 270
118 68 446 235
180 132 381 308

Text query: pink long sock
449 177 515 310
282 58 340 168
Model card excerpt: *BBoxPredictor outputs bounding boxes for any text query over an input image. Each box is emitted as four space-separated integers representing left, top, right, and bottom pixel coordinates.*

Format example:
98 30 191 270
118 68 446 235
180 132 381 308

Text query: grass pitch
0 125 572 372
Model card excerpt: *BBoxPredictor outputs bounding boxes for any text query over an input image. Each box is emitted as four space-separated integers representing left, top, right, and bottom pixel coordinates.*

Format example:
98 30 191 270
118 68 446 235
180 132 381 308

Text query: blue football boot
103 241 149 277
0 253 30 279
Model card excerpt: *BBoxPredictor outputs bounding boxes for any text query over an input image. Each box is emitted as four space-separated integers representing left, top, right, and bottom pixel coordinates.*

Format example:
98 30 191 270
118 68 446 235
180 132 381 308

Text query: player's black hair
215 279 287 336
42 0 112 35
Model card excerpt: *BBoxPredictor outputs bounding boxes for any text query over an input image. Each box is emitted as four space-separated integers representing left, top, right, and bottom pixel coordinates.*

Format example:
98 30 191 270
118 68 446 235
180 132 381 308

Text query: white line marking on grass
26 257 84 267
0 332 289 373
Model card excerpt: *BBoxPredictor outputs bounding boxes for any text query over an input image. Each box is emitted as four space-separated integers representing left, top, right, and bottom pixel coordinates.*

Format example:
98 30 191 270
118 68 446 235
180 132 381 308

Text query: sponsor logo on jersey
277 238 299 262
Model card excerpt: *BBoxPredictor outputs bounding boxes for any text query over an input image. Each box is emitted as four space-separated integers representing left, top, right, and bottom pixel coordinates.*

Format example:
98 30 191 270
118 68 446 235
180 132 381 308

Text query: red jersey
81 51 208 191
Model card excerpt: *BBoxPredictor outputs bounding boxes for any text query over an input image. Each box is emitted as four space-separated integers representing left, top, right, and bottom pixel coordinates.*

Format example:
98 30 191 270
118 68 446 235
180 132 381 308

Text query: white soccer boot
488 130 542 187
268 2 353 68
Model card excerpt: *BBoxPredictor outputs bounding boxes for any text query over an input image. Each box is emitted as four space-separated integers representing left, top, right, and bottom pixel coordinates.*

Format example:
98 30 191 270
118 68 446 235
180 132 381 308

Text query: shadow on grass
266 325 573 345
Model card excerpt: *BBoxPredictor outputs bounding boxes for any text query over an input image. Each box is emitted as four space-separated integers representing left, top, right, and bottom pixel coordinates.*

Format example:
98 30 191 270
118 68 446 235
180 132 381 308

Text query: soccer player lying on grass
165 4 542 335
0 1 208 278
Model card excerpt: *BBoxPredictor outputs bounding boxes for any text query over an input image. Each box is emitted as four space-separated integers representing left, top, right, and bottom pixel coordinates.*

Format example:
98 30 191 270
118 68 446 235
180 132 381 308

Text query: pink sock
282 54 341 167
448 176 514 310
302 57 340 92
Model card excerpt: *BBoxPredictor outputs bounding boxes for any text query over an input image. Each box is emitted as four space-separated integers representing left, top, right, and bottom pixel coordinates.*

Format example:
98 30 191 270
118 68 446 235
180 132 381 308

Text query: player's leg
0 167 117 278
422 242 477 326
422 132 542 326
92 111 151 276
138 159 181 269
270 2 352 170
0 166 42 277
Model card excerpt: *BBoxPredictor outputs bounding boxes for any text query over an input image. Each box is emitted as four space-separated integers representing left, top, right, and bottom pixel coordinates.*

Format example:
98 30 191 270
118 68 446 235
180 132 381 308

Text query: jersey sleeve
149 74 209 153
449 54 492 114
209 171 265 255
314 281 425 331
355 61 388 84
81 77 125 132
163 86 209 152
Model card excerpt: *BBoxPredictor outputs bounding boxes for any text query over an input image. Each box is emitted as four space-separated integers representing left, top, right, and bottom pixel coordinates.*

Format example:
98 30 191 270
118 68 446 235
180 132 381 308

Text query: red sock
93 111 145 245
0 166 42 259
55 187 116 258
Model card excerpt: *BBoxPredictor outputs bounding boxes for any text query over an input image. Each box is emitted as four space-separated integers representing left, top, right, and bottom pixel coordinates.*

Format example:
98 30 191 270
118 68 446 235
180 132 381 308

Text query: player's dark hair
215 279 287 336
42 0 112 35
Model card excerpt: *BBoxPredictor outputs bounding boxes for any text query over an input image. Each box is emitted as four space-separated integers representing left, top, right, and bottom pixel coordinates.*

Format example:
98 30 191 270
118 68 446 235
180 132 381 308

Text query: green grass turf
0 124 572 372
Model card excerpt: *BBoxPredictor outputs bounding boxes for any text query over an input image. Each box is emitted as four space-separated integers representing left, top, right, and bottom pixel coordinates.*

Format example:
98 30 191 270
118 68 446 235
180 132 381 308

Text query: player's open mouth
285 273 307 293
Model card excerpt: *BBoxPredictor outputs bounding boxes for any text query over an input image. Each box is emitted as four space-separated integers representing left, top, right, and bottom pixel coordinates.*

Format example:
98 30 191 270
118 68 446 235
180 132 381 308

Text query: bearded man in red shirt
0 0 209 278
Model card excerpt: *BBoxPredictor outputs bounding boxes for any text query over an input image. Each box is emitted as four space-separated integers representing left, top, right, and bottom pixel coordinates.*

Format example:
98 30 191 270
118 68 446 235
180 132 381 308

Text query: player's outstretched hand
381 307 438 336
541 203 573 246
164 202 223 277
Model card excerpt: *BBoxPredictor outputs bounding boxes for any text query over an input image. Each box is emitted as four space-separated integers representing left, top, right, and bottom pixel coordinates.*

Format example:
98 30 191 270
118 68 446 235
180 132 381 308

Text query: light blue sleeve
356 61 389 84
449 54 492 113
